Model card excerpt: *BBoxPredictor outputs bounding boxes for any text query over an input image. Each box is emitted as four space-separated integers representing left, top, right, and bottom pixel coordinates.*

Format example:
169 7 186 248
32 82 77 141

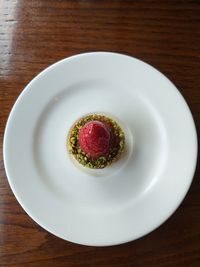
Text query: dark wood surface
0 0 200 266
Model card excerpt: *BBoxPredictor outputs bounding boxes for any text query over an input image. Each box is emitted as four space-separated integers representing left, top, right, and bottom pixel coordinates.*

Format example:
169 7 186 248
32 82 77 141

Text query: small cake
68 114 125 169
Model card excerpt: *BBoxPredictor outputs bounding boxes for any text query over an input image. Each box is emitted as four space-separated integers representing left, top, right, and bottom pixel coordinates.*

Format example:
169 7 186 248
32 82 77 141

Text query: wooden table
0 1 200 266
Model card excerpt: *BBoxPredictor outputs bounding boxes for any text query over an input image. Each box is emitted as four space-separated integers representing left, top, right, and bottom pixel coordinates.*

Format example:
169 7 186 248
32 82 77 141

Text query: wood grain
0 0 200 266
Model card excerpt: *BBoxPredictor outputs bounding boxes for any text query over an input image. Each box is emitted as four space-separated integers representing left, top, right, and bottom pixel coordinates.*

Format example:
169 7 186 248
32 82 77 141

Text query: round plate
4 52 197 246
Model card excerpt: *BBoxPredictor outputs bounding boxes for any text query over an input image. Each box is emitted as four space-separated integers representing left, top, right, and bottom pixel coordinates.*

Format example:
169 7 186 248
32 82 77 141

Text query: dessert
68 114 125 169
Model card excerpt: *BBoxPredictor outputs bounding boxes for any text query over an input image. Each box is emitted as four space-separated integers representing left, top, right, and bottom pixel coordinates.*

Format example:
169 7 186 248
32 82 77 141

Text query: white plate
4 52 197 246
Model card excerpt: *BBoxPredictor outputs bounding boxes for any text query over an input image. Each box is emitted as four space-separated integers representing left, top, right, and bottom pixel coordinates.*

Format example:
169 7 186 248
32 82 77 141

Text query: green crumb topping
68 114 125 169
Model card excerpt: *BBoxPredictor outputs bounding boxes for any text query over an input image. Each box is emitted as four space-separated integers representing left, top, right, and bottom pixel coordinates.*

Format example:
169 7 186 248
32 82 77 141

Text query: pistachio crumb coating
68 114 125 169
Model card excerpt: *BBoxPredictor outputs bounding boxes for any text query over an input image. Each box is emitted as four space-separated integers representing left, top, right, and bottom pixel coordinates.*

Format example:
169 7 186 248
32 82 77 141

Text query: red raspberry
79 121 111 159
